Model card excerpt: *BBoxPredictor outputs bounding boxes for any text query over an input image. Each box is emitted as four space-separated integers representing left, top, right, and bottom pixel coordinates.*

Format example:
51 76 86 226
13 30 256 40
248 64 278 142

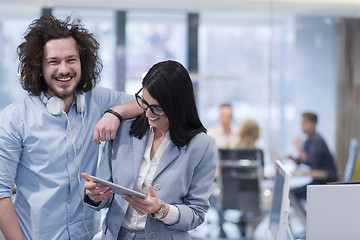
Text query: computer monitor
343 138 359 182
268 160 292 240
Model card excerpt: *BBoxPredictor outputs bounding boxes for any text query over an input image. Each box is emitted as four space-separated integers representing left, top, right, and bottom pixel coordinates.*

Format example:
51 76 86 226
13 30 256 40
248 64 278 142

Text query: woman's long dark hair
130 60 206 147
17 15 102 96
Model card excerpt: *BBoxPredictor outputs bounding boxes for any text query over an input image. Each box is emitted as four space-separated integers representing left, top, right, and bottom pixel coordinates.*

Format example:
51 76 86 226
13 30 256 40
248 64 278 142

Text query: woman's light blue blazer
86 119 218 240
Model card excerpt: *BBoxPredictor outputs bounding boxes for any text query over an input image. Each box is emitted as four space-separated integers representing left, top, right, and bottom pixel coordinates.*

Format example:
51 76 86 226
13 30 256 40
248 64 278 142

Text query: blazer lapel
152 141 182 181
132 131 149 181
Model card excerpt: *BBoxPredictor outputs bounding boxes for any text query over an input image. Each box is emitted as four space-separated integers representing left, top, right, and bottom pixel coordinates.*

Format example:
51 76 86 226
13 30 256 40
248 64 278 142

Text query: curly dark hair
17 15 102 96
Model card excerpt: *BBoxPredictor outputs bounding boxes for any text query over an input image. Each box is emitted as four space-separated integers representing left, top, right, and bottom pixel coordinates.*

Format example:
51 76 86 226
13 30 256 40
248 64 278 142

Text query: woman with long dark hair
82 60 217 240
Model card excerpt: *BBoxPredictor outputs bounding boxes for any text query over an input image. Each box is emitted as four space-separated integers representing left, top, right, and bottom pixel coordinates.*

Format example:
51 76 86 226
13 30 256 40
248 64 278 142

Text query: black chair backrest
218 148 264 167
218 148 264 215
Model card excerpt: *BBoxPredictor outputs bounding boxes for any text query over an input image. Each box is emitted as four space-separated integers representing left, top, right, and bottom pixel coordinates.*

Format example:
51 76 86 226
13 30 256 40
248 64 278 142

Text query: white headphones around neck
40 92 86 115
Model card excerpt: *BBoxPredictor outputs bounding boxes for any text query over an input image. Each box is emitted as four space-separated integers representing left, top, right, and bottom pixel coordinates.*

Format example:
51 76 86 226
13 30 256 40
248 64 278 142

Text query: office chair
218 148 264 238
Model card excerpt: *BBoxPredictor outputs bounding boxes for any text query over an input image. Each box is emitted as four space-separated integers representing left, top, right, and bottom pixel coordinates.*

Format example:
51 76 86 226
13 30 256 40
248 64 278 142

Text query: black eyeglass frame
135 88 165 116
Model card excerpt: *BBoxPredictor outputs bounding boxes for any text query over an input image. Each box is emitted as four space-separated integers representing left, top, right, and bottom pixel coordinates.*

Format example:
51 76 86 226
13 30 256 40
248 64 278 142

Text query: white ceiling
2 0 360 12
2 0 360 18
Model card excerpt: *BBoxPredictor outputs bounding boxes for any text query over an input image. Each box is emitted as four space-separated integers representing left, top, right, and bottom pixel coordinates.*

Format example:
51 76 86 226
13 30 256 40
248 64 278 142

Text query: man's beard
46 83 77 99
45 73 80 99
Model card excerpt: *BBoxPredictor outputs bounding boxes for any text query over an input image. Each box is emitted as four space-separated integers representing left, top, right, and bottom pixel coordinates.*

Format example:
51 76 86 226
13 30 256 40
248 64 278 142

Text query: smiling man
0 15 141 239
42 37 82 111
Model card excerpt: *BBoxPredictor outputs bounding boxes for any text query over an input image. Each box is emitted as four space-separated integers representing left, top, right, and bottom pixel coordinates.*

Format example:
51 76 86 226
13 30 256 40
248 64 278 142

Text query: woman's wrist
152 200 169 219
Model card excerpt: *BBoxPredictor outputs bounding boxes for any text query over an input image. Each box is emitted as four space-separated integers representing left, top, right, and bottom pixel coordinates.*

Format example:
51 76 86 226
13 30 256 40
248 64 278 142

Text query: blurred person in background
288 112 337 201
236 119 260 148
208 103 238 149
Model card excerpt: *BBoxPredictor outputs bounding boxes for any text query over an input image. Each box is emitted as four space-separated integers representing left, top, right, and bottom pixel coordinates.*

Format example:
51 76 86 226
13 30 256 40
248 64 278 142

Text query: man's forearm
93 100 144 144
111 101 143 119
298 149 308 162
0 197 24 240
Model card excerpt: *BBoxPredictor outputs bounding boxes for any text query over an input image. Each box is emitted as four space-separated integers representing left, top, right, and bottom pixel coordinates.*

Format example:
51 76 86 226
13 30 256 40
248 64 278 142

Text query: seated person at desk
236 119 260 148
208 103 238 149
82 60 217 240
288 112 337 201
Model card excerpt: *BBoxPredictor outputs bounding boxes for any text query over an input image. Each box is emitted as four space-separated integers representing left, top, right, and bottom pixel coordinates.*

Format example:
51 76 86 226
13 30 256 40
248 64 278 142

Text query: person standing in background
208 103 238 149
0 15 141 239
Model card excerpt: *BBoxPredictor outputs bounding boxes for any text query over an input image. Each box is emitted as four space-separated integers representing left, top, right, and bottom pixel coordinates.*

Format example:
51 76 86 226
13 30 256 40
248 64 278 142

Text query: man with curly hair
0 15 141 239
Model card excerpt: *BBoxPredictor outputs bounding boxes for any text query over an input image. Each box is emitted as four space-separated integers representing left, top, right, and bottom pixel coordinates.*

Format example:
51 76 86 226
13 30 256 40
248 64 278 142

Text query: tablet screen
90 175 147 199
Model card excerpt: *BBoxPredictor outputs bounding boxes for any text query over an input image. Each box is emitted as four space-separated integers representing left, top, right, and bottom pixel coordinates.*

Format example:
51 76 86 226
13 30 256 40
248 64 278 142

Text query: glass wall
0 5 41 110
198 11 273 145
125 11 187 94
197 11 338 168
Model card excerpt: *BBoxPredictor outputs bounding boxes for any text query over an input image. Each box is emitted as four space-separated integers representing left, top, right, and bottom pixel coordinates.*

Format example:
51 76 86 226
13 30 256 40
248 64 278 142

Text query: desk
291 169 328 180
279 160 328 181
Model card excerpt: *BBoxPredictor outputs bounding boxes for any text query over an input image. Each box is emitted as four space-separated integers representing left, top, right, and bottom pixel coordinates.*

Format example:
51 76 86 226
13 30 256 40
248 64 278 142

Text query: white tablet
90 175 147 199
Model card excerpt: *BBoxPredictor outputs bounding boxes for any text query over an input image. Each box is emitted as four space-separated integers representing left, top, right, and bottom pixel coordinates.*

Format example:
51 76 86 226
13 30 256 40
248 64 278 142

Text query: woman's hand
81 173 114 202
122 185 165 217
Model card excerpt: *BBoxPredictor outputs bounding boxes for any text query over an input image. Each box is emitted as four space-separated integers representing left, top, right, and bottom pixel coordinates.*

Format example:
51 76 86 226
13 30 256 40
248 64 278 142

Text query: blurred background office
2 0 360 177
2 0 360 239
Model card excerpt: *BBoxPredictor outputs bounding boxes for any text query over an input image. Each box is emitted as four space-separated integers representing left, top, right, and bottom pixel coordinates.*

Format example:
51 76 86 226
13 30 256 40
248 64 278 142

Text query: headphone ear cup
47 96 65 115
76 93 86 113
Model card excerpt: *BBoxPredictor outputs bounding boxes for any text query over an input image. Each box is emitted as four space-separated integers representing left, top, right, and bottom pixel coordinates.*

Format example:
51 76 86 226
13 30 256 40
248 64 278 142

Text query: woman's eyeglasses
135 88 165 116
